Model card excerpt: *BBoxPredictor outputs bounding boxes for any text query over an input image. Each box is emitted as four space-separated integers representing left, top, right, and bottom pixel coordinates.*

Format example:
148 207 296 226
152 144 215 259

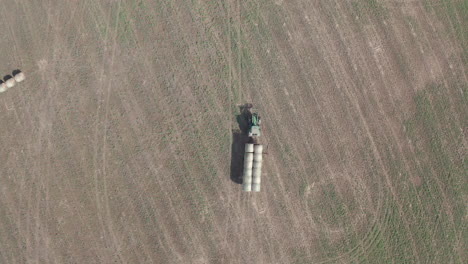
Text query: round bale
245 143 254 153
254 144 263 154
252 183 261 192
5 78 16 88
14 72 25 83
252 176 261 184
243 176 252 184
243 184 252 192
254 153 263 162
0 83 7 93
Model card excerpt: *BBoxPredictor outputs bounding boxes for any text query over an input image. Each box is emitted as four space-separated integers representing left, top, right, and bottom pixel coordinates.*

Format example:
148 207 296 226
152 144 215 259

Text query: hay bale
252 183 261 192
252 176 261 184
14 72 25 83
243 184 252 192
5 78 16 88
0 83 7 93
254 144 263 154
245 143 254 153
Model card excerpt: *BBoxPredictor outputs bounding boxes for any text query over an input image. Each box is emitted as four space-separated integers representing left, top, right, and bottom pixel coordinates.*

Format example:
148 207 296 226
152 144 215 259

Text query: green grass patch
289 247 311 264
89 3 136 48
400 82 467 263
351 0 388 21
425 0 468 64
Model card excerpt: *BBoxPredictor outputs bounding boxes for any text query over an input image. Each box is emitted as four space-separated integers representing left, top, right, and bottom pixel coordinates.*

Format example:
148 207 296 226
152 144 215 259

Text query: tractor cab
248 113 261 137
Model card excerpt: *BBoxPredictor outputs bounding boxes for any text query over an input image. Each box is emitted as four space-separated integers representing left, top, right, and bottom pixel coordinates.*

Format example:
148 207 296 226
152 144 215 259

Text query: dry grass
0 0 466 263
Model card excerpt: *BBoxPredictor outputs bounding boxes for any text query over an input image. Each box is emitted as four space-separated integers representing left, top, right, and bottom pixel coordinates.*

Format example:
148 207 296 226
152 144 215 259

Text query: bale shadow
230 105 253 184
230 130 250 184
12 69 22 76
3 75 13 81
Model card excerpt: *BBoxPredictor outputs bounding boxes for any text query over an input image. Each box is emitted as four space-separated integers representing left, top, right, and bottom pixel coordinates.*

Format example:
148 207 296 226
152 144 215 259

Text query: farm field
0 0 466 263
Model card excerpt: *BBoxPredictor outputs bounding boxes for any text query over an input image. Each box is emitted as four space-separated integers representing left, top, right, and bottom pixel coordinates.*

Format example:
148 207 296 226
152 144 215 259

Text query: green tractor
240 103 261 137
249 112 261 137
244 104 261 137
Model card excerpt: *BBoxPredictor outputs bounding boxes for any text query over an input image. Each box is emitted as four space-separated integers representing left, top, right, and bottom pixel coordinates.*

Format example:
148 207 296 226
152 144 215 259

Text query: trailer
241 104 264 192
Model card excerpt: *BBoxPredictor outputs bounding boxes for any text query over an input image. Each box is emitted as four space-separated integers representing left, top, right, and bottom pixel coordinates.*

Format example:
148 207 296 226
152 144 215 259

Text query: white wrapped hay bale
252 183 261 192
254 153 263 162
244 152 253 163
0 83 7 93
243 175 252 184
14 72 25 83
243 183 252 192
5 78 16 88
252 167 262 182
245 143 254 153
254 144 263 154
252 173 261 184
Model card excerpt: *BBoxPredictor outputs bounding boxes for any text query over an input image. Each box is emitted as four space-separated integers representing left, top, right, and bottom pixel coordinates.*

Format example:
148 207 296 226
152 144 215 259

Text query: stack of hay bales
242 143 254 192
243 143 264 192
0 70 25 93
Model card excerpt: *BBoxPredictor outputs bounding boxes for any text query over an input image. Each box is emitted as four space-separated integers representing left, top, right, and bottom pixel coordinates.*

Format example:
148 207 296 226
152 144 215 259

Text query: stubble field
0 0 466 263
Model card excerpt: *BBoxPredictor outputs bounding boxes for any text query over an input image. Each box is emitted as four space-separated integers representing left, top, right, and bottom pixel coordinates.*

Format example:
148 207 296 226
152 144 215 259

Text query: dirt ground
0 0 466 263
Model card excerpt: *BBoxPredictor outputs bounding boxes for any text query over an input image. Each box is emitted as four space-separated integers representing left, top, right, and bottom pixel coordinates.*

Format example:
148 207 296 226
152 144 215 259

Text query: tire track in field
0 1 57 262
166 3 240 260
0 2 30 260
317 4 419 262
415 4 467 141
382 5 464 260
120 9 219 260
225 0 235 167
125 81 204 262
242 52 324 261
318 4 404 262
325 1 462 262
247 78 312 260
219 28 302 260
88 6 113 261
280 3 390 262
86 1 127 261
99 1 127 262
101 12 175 262
236 0 242 103
29 2 103 262
44 3 106 258
116 90 188 262
222 7 240 249
109 3 245 260
281 2 386 253
247 8 321 261
292 1 416 262
249 4 376 262
93 1 187 261
350 5 464 261
122 8 244 260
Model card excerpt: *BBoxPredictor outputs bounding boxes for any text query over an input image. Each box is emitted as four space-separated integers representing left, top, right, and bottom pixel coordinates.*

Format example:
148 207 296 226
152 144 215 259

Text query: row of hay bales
0 71 25 93
242 143 263 192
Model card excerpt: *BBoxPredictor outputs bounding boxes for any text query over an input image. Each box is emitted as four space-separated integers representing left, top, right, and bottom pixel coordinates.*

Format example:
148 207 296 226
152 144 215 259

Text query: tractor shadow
230 105 252 184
